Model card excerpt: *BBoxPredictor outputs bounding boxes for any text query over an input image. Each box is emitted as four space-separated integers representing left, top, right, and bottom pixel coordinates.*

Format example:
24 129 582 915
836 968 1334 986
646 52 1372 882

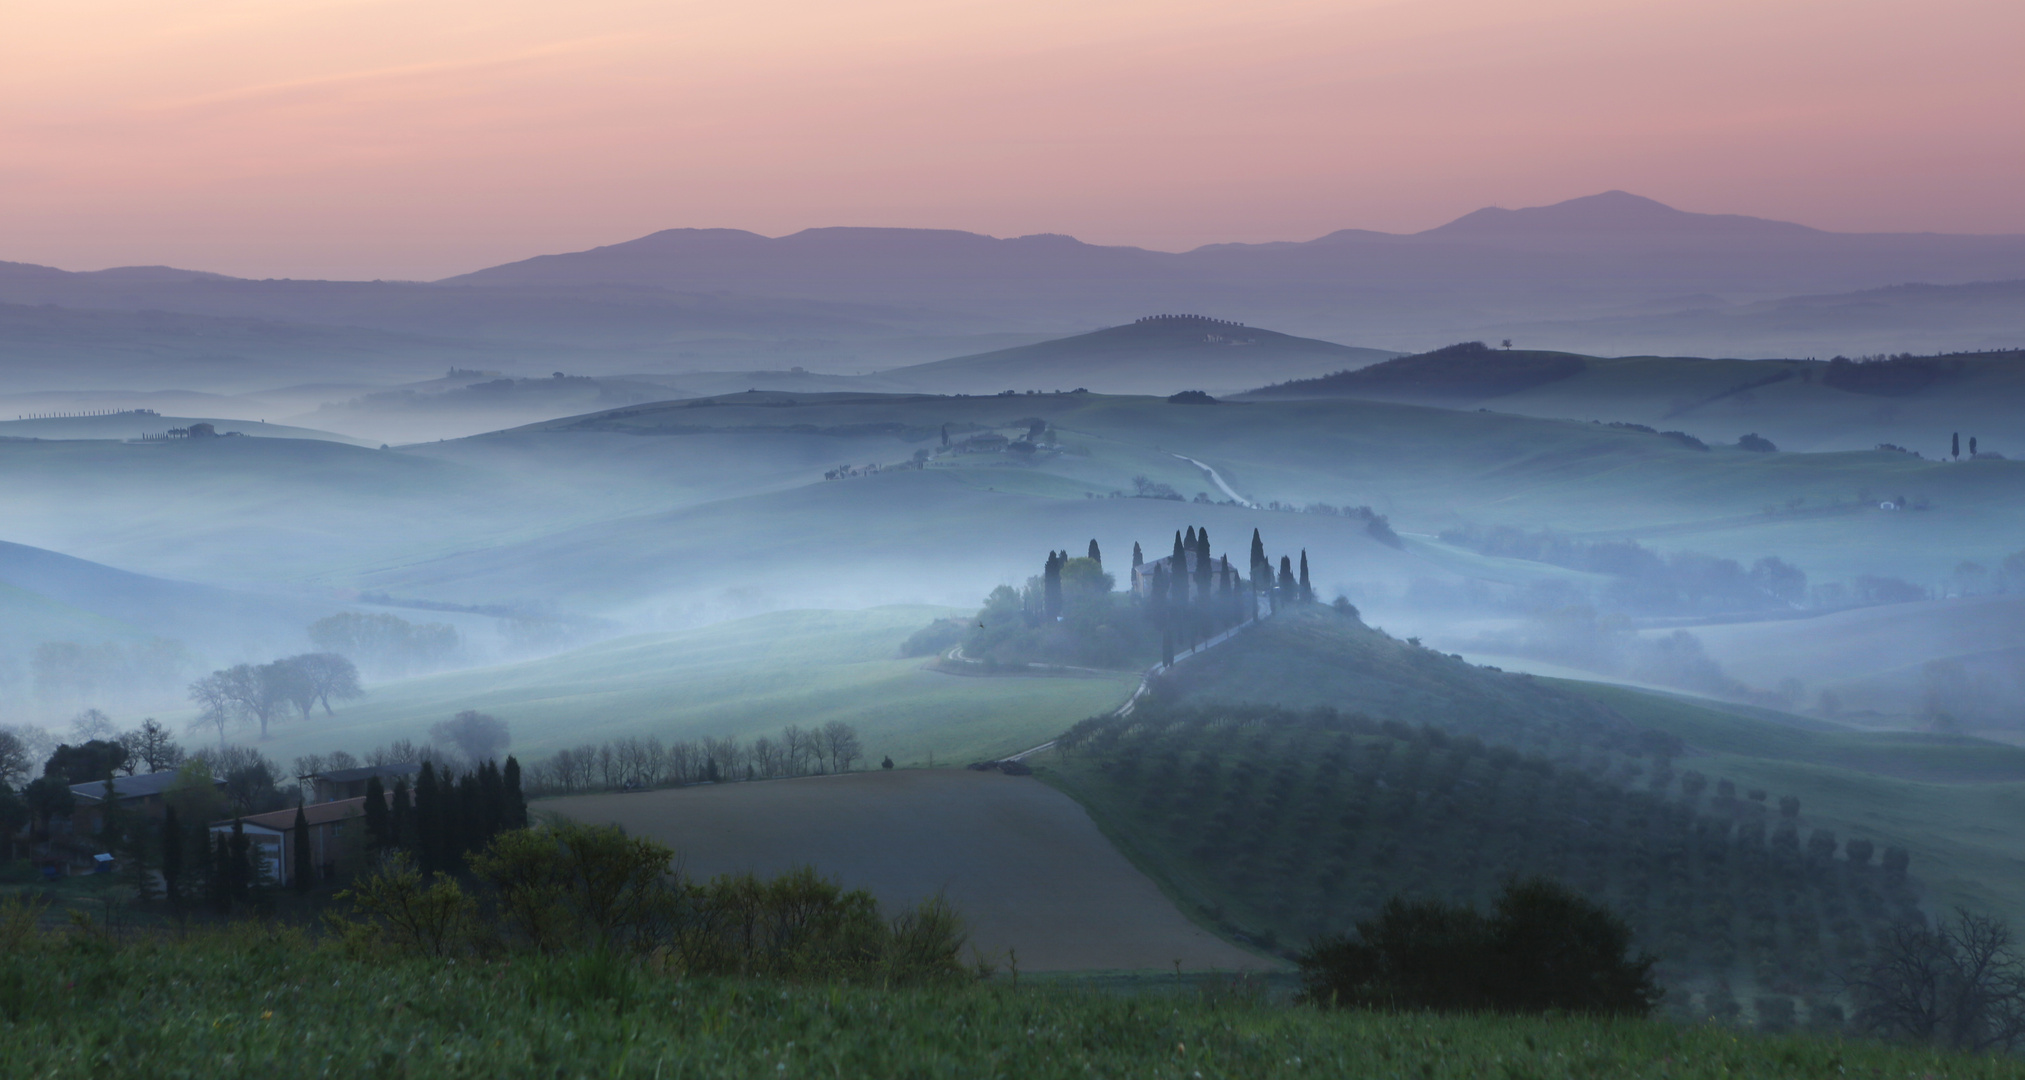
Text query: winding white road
1169 453 1256 508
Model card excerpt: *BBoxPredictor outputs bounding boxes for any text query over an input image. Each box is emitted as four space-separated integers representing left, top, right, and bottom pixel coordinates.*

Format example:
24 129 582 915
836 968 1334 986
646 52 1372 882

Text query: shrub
1298 877 1659 1017
468 822 678 954
329 854 478 959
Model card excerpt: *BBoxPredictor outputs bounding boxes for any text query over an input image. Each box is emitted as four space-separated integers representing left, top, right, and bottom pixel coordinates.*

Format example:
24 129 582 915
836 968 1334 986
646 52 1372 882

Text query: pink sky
3 0 2020 280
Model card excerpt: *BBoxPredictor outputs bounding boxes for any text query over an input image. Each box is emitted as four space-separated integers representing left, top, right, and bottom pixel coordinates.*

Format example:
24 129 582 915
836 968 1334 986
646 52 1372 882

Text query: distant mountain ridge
9 192 2025 382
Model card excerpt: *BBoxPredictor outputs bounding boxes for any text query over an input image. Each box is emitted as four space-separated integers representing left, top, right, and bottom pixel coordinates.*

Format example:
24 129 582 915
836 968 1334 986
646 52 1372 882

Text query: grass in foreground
1 926 2013 1078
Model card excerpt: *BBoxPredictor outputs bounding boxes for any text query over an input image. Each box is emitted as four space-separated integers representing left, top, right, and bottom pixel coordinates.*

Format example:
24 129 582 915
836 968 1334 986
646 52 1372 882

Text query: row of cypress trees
359 758 528 876
1134 526 1315 664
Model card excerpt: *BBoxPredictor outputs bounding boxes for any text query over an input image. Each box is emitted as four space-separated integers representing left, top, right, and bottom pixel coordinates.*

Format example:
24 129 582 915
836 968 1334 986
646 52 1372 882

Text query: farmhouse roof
70 770 208 803
315 762 421 784
213 795 381 832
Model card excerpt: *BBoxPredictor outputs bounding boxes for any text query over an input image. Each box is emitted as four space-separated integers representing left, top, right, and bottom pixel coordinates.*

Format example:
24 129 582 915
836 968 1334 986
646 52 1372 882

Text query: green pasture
4 932 2010 1078
239 606 1137 767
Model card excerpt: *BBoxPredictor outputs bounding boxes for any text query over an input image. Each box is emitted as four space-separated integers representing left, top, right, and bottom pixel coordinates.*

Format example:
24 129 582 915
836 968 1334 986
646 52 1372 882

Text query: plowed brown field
544 769 1273 972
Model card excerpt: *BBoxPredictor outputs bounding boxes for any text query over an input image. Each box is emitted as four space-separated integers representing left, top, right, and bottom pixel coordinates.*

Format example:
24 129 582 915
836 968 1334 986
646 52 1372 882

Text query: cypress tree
1299 549 1313 603
362 775 390 850
1172 532 1187 598
1250 528 1268 596
390 776 413 851
160 805 183 910
1185 526 1197 551
457 772 481 862
503 756 527 829
1952 431 1960 459
1149 563 1168 622
1043 551 1064 619
291 803 313 893
209 833 231 914
1279 555 1296 593
1131 542 1143 569
228 818 252 899
414 763 440 875
479 760 504 842
1088 539 1102 567
1194 527 1213 596
1162 628 1175 668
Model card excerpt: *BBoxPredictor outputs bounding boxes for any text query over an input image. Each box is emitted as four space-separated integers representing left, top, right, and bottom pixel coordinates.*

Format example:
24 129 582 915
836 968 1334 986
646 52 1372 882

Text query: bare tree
122 718 185 774
1851 908 2025 1053
187 671 240 748
821 721 862 773
781 725 813 776
367 738 422 766
70 708 118 742
0 731 30 789
751 736 781 778
325 750 359 771
289 653 363 715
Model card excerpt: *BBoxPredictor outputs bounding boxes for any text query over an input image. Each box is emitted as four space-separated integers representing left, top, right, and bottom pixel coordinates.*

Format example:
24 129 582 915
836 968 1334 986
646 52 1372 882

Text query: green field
244 606 1137 766
1 929 2012 1078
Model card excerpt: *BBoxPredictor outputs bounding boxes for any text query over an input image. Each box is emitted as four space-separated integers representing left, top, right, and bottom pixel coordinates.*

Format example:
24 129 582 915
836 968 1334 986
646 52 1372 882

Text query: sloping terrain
1250 343 2025 456
544 769 1271 971
879 315 1395 396
238 607 1136 767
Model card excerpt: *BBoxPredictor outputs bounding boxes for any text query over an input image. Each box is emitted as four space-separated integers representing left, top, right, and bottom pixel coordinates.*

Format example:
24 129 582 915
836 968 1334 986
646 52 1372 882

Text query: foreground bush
332 822 969 984
1298 878 1660 1016
0 928 2014 1078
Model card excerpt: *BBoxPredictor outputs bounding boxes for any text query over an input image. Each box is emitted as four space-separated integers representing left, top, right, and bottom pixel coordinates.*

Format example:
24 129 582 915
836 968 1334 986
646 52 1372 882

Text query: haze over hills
9 193 2025 408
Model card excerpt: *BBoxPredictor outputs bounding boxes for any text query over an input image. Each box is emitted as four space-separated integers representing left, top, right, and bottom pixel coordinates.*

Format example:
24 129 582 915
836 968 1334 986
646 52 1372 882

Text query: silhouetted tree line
1298 877 1660 1017
523 722 864 795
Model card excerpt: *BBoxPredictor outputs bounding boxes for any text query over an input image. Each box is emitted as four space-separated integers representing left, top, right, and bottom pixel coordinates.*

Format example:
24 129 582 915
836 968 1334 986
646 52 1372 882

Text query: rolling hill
876 315 1395 395
1250 341 2025 455
213 606 1136 767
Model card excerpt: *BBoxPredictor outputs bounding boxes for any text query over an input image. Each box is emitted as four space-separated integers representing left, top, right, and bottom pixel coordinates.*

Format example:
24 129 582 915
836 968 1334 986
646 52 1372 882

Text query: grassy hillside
238 606 1137 766
1251 342 2025 456
1562 682 2025 929
1044 702 1919 1024
9 936 2011 1078
1151 606 1649 756
1044 607 2025 1009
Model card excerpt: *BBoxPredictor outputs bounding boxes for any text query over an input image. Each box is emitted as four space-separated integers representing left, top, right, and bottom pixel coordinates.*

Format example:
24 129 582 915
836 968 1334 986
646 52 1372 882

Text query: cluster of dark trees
188 652 361 743
332 822 969 985
1298 877 1659 1017
523 722 865 795
358 758 528 878
1 720 297 861
1139 527 1313 665
1057 702 1922 1024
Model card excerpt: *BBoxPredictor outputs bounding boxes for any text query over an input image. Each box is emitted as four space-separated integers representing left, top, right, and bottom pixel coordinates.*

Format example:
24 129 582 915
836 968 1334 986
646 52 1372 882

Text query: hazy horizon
7 0 2023 279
